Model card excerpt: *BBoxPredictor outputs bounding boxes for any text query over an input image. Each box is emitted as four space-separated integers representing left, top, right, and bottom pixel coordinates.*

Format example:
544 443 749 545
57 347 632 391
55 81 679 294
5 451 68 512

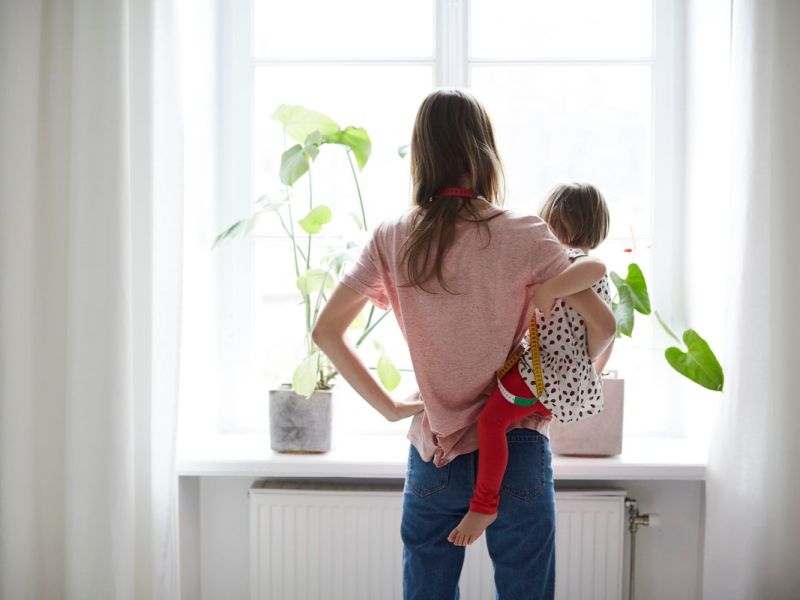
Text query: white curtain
703 1 800 598
0 0 183 598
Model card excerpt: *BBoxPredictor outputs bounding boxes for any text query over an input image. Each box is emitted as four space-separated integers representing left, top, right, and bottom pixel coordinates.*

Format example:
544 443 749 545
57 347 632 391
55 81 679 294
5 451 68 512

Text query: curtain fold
702 1 800 598
0 1 183 598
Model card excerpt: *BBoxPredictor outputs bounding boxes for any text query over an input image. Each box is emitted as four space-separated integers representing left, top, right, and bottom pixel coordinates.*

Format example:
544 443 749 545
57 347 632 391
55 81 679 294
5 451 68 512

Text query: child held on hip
448 182 616 546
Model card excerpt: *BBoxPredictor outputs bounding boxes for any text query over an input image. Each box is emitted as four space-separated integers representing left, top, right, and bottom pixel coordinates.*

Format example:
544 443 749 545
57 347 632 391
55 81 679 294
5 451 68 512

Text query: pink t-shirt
341 206 570 467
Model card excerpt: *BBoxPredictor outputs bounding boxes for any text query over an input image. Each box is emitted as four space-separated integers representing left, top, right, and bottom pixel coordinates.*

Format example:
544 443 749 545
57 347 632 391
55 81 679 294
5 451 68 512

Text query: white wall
180 476 704 600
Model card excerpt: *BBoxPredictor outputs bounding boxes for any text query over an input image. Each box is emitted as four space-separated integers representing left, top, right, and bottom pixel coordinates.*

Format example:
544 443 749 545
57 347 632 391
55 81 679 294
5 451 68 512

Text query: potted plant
549 258 725 456
215 106 400 453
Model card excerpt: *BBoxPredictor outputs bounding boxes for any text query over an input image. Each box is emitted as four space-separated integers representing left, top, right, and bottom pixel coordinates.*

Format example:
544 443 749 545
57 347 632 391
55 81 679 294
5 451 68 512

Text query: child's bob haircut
538 183 610 250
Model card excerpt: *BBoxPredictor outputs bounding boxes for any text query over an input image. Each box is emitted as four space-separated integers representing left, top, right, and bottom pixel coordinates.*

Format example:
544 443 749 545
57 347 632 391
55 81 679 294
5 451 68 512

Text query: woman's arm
532 256 607 317
312 284 423 422
563 288 616 360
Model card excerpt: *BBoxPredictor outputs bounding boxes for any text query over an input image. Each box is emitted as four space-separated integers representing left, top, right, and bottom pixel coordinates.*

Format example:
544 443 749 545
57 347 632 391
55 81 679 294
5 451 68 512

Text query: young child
448 182 615 546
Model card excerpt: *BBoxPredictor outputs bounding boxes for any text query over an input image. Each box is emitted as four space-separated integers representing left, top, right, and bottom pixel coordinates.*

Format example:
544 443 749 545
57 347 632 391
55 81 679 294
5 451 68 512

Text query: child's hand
532 282 557 318
389 391 424 421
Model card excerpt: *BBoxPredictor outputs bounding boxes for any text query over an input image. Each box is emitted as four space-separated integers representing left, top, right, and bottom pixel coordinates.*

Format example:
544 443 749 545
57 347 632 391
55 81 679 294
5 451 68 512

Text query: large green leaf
303 130 324 160
377 354 401 391
298 205 332 234
296 269 335 295
613 284 635 337
279 144 310 186
665 329 724 391
324 126 372 169
625 263 651 315
272 105 339 142
292 352 320 398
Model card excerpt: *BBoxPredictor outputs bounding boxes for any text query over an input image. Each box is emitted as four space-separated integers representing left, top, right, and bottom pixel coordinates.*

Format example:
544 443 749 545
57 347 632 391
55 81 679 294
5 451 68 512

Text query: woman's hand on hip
389 391 425 422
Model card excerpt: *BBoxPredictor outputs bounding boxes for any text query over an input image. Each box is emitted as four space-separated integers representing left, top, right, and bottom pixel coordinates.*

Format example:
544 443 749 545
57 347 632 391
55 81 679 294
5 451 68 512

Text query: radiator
250 482 626 600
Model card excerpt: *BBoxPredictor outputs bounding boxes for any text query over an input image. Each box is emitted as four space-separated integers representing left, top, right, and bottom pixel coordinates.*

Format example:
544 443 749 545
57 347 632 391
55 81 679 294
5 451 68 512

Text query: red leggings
470 364 551 515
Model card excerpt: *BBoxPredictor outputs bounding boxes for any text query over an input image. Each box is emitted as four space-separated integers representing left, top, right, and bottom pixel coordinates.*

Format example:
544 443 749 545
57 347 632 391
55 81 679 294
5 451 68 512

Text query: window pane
471 0 652 59
253 0 434 59
251 64 429 393
471 65 652 238
254 65 431 229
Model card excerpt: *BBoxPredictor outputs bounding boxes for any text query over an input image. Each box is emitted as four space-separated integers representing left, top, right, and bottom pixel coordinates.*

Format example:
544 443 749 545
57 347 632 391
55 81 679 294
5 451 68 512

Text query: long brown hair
402 89 506 293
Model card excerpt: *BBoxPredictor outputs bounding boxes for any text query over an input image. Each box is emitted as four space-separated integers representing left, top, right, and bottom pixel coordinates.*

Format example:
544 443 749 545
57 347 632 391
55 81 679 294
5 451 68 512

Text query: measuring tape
496 311 545 400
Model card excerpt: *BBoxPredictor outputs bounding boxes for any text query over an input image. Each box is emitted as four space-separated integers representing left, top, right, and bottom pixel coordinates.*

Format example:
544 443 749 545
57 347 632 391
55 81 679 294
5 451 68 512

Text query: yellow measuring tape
496 312 545 398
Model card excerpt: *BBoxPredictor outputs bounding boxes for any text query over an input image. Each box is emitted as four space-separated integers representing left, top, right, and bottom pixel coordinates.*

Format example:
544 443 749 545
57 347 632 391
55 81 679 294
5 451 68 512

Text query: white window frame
211 0 688 437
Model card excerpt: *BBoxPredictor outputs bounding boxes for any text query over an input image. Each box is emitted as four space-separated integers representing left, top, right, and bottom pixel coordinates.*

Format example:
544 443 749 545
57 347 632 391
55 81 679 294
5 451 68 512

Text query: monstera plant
215 105 400 399
611 261 724 392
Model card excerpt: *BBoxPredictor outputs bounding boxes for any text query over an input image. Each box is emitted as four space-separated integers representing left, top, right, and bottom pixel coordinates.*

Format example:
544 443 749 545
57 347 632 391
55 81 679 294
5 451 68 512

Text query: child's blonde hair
539 183 610 250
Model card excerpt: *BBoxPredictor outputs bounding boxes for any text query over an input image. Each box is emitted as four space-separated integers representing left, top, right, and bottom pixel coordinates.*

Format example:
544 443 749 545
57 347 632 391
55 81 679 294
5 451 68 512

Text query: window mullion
435 0 469 87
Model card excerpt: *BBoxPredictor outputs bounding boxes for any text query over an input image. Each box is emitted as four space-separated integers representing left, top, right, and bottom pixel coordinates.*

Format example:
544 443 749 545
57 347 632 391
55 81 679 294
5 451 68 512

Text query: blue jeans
401 429 555 600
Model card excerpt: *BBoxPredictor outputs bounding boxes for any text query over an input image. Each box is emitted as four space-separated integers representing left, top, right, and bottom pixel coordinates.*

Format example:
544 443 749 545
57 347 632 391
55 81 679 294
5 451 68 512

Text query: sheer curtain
703 1 800 597
0 1 183 598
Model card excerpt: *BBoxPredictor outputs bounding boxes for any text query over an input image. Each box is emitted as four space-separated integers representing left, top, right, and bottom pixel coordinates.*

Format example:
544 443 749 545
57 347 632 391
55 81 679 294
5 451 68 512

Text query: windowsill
176 431 707 481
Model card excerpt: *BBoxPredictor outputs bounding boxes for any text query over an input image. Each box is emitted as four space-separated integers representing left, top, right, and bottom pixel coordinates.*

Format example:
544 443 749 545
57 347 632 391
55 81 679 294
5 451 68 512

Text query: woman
313 89 614 599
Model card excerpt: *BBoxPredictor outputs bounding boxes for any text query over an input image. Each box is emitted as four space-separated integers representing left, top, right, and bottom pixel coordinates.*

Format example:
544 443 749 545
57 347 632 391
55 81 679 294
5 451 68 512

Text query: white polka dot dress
517 249 613 423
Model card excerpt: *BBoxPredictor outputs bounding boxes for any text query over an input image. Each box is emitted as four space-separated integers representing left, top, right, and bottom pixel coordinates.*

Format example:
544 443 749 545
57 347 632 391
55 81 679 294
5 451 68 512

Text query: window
192 0 686 438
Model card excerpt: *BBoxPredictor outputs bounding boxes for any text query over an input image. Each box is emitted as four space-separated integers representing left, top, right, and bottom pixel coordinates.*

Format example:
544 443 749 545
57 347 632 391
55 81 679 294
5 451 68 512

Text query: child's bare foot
447 510 497 546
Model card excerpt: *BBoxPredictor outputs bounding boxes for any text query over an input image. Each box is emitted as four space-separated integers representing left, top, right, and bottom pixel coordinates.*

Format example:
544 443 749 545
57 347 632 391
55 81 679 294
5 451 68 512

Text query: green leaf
212 219 246 248
279 145 310 186
348 309 367 330
613 284 635 337
625 263 651 315
296 269 335 295
321 245 359 272
349 211 365 231
303 130 324 160
665 329 725 391
272 105 339 142
292 352 320 398
324 126 372 169
397 144 410 159
377 354 401 391
244 211 265 235
298 205 332 234
255 195 289 211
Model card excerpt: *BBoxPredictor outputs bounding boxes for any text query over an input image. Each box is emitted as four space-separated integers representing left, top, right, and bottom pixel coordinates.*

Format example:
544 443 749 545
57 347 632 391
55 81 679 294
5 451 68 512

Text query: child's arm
563 288 616 360
532 256 606 317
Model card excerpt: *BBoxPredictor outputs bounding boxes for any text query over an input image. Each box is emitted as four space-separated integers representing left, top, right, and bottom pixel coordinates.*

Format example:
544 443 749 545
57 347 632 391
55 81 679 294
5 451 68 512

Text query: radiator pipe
625 498 660 600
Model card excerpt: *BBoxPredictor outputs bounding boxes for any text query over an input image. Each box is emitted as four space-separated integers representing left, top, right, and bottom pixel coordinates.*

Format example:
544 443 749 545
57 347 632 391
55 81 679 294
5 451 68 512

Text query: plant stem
347 150 368 231
356 309 391 347
655 310 682 344
276 211 307 266
311 267 335 328
307 166 313 269
363 304 376 333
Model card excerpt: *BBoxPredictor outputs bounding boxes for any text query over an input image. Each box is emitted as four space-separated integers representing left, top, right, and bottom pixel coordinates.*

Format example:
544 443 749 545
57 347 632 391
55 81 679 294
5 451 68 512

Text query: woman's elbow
311 321 335 350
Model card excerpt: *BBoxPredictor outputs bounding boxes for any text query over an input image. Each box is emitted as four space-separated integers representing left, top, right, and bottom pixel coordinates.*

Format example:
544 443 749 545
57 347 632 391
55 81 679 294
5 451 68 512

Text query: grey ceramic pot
548 377 625 456
269 385 332 453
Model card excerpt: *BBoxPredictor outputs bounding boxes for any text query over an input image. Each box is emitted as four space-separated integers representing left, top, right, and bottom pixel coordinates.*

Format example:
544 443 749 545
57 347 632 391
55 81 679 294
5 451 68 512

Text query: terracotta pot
269 385 332 453
548 377 624 456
